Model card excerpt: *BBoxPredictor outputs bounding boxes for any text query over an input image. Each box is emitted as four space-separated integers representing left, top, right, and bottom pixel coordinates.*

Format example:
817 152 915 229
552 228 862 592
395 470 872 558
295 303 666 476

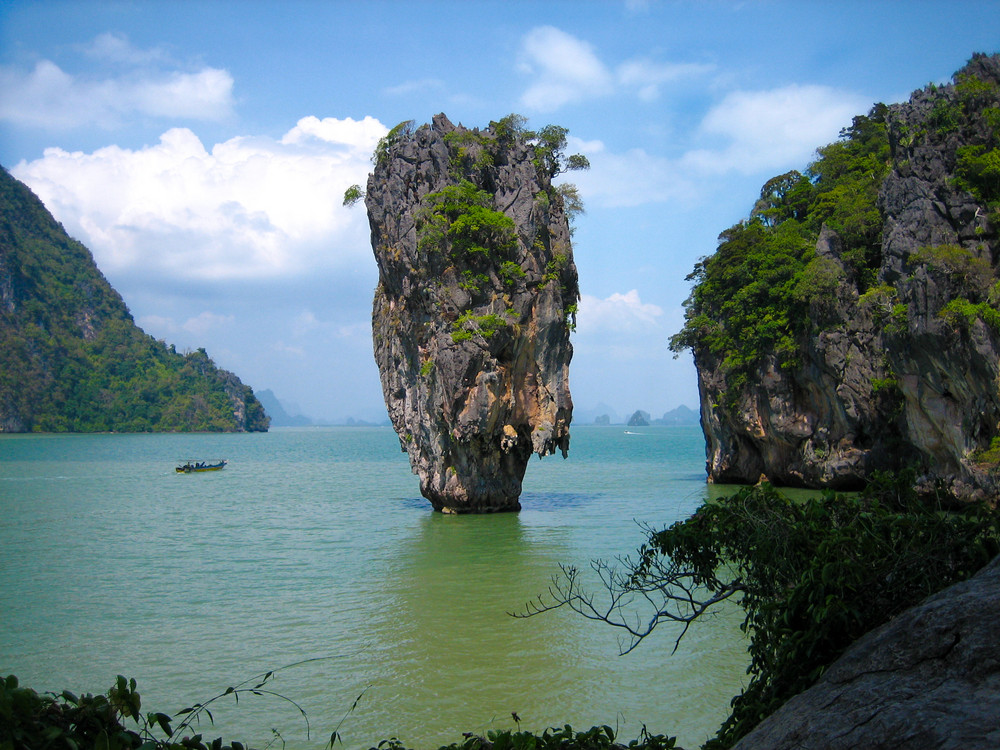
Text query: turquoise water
0 425 747 749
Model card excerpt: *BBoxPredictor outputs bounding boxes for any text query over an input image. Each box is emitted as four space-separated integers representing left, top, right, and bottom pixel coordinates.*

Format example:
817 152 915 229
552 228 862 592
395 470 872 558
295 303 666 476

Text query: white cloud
683 84 869 175
514 30 865 210
135 310 235 340
518 26 613 111
281 114 387 151
133 68 234 120
0 33 234 129
182 311 235 336
0 59 234 129
273 341 306 358
625 0 654 12
616 58 714 102
383 78 446 97
291 310 368 340
577 290 663 334
11 116 388 283
292 311 322 337
83 32 170 66
568 84 868 208
518 27 713 111
135 314 178 335
568 139 697 209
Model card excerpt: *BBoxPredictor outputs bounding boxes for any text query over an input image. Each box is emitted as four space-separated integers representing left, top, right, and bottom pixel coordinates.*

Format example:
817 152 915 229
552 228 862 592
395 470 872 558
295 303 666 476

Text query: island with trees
354 113 586 512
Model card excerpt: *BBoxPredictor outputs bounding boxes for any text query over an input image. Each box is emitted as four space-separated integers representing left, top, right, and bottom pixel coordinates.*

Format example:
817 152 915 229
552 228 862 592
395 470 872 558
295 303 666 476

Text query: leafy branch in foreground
2 672 681 750
370 723 679 750
516 474 1000 749
1 657 362 750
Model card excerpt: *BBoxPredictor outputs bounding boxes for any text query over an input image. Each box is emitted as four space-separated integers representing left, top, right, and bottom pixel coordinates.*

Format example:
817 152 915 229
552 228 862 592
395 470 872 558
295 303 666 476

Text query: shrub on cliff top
374 120 415 167
669 104 891 402
417 180 518 264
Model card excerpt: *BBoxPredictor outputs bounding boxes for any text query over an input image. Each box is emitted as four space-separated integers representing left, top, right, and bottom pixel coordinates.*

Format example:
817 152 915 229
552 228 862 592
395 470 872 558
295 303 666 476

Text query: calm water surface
0 425 748 749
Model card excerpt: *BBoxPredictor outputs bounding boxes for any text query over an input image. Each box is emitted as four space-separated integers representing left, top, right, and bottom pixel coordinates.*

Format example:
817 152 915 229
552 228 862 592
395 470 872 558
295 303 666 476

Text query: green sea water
0 425 748 749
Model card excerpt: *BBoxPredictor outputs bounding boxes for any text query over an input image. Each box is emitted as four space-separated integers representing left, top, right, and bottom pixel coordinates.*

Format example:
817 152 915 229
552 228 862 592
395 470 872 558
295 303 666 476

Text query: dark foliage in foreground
372 724 679 750
519 473 1000 748
0 673 290 750
0 673 683 750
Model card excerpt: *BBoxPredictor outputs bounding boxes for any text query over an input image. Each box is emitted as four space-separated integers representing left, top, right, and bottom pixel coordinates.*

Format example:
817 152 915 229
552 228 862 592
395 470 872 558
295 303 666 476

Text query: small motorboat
176 459 228 473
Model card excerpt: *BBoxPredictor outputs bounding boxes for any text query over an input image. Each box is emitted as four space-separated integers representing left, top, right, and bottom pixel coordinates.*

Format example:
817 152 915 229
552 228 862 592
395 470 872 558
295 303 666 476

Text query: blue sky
2 1 998 423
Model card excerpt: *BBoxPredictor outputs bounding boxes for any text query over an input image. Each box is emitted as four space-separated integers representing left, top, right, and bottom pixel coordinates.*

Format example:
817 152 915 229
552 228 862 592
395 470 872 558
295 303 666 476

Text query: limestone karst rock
627 410 651 427
365 114 579 512
732 553 1000 750
678 54 1000 502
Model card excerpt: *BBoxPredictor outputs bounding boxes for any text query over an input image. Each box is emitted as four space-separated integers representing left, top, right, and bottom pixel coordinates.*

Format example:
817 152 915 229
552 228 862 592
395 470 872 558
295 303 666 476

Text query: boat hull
175 460 227 473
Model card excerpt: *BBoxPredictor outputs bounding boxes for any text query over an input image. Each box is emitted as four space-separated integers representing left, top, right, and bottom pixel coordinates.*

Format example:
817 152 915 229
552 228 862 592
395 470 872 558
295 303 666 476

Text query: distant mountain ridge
256 389 312 427
658 404 700 425
0 167 269 433
586 404 699 425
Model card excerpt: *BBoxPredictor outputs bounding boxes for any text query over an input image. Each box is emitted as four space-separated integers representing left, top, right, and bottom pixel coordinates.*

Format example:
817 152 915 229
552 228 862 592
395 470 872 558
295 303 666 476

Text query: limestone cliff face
366 114 578 512
733 554 1000 750
697 225 903 489
691 55 1000 501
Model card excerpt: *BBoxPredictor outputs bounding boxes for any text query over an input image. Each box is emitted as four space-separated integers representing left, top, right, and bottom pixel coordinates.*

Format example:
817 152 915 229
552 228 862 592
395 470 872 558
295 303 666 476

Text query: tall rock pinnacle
364 114 579 512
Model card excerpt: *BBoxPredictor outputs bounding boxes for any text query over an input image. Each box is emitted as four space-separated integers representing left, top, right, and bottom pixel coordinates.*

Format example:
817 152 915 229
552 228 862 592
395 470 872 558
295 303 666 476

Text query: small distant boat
176 459 228 474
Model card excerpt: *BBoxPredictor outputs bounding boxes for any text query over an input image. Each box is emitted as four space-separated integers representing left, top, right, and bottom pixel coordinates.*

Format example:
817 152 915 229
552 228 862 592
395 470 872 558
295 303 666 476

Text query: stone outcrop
732 554 1000 749
627 410 651 427
693 54 1000 501
365 114 578 512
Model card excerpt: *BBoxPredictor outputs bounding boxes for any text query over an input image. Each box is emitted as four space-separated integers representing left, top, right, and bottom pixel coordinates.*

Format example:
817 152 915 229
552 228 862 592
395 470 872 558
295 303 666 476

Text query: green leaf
152 711 173 735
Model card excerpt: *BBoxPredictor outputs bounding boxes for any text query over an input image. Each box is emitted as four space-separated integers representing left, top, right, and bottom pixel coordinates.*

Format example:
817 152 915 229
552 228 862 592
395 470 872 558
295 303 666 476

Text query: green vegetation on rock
0 167 269 433
374 120 415 168
669 105 891 397
451 310 515 343
417 180 518 264
936 69 1000 222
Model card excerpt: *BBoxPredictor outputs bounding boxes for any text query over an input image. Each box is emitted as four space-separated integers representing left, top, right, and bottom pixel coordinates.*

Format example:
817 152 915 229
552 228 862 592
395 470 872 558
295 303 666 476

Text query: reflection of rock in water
363 510 747 749
366 114 578 513
371 512 580 745
517 492 599 511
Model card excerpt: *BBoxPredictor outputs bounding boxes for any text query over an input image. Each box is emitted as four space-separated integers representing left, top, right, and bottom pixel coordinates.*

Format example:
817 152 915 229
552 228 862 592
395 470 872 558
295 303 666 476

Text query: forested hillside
0 167 269 432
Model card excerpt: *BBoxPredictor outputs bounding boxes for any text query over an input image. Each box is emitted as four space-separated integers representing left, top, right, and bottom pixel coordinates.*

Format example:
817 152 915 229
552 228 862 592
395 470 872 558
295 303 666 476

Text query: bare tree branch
510 555 744 655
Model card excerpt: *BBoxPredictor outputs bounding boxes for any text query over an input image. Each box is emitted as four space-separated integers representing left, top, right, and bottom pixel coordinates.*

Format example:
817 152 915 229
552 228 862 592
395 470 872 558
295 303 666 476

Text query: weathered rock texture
694 54 1000 501
732 553 1000 749
366 114 578 512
